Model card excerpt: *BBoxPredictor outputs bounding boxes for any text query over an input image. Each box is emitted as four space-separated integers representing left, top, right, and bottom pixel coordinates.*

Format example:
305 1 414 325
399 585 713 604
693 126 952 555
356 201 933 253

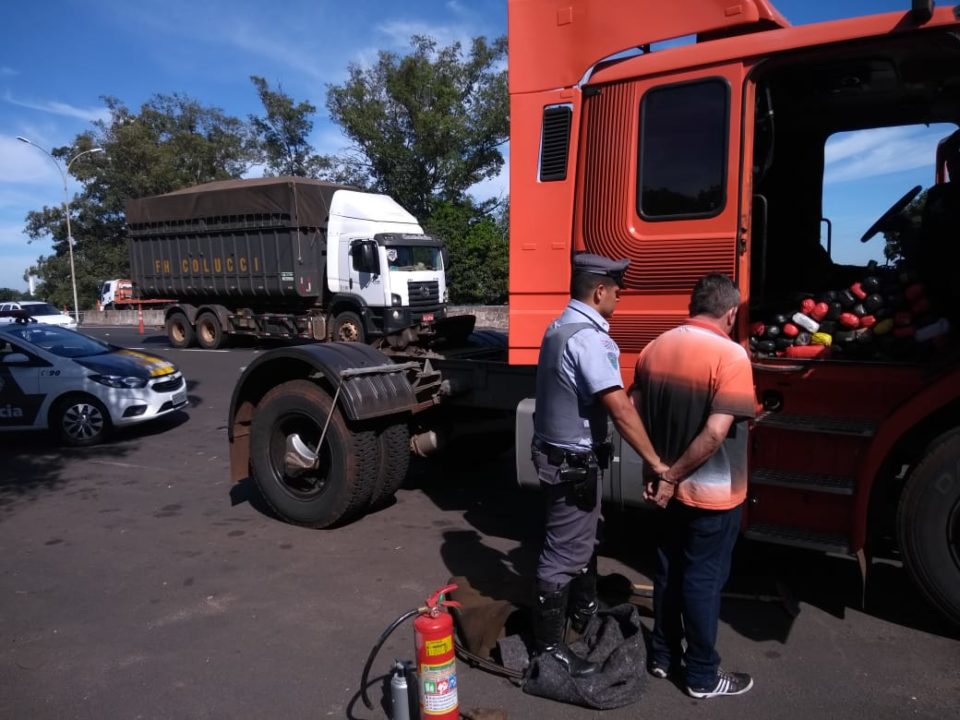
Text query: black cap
573 252 630 286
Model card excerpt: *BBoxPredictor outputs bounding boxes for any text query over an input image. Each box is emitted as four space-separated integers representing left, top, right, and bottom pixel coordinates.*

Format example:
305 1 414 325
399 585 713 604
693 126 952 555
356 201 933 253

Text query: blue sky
0 0 954 291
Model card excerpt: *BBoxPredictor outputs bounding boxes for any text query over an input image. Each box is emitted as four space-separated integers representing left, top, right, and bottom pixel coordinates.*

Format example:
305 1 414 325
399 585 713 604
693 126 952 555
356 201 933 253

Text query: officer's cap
573 252 630 286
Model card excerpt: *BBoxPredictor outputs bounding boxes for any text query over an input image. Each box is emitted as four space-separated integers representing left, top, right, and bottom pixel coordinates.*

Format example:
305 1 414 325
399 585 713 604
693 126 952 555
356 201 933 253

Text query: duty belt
533 438 595 466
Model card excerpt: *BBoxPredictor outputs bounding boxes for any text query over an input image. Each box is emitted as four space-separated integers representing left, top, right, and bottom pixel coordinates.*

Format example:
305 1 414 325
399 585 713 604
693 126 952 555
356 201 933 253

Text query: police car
0 316 188 446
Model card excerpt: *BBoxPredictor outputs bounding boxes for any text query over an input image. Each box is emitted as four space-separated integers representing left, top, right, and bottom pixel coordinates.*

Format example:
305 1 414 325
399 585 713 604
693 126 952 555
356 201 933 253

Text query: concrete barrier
82 305 509 330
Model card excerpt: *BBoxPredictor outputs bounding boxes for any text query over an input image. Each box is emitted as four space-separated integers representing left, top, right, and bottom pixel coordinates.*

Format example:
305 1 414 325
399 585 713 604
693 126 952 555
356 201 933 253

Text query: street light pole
17 137 104 325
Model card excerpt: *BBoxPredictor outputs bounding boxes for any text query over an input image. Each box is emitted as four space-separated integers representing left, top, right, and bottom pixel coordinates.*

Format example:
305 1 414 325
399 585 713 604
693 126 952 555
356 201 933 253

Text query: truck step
750 469 854 495
755 414 876 437
744 523 850 554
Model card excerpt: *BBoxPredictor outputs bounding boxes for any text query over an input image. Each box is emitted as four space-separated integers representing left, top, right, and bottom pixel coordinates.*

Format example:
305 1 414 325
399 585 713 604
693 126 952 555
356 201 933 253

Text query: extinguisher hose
360 608 420 711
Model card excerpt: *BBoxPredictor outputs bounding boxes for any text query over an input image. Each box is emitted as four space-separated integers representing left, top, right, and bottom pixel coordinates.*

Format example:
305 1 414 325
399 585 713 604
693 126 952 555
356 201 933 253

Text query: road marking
178 349 231 353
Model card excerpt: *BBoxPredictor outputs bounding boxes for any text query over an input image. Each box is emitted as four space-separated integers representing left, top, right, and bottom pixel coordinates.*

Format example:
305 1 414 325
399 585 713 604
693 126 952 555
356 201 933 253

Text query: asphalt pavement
1 326 958 719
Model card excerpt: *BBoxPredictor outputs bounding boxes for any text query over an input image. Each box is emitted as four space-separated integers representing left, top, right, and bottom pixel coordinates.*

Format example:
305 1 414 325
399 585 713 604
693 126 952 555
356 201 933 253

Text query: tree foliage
327 35 508 219
249 76 330 178
424 199 508 304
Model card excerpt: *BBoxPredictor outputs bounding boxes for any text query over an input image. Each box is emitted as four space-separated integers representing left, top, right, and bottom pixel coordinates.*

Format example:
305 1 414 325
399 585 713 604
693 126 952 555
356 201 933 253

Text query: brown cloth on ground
447 574 529 660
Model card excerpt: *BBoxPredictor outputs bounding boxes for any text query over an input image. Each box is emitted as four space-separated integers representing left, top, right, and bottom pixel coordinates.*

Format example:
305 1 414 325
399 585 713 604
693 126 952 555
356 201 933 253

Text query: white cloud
1 66 18 77
376 20 472 51
3 92 110 123
825 125 948 184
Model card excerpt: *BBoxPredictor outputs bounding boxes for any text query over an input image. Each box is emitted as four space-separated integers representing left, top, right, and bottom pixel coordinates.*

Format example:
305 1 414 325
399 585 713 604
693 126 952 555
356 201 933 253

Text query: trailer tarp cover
125 177 352 229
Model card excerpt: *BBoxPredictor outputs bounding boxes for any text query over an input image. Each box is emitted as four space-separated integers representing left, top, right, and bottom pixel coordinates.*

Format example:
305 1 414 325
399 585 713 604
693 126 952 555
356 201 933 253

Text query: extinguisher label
421 659 458 714
425 637 453 656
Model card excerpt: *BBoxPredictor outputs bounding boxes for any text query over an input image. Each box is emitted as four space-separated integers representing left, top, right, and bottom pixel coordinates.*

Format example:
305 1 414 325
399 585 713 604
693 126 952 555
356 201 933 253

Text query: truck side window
637 78 729 219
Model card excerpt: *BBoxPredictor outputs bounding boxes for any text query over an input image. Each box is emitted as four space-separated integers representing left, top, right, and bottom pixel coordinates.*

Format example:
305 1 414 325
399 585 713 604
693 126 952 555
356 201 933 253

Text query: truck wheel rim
199 321 214 344
171 323 185 343
269 412 330 497
337 322 360 342
63 402 104 441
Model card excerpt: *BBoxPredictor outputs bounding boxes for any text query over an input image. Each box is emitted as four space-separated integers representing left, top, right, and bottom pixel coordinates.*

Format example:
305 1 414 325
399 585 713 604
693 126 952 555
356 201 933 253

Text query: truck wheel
369 422 411 508
898 429 960 626
196 312 228 349
166 313 195 348
249 379 378 528
333 311 365 343
51 394 111 447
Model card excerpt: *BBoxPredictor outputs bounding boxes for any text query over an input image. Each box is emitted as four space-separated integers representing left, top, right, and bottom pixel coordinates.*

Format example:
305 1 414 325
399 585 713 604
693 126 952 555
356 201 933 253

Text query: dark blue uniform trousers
650 500 743 690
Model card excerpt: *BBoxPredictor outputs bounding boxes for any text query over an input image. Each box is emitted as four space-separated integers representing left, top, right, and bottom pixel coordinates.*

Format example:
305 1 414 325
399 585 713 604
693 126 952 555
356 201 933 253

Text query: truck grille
408 281 439 309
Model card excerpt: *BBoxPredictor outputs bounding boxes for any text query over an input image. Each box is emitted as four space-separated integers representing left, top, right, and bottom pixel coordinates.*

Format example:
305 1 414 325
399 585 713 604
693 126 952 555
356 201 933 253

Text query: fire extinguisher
359 583 462 720
414 584 461 720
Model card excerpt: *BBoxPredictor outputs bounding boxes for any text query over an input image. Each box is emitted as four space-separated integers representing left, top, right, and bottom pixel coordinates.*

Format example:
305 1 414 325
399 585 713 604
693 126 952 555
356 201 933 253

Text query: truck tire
249 379 379 528
196 312 228 350
333 311 365 343
897 429 960 626
369 422 411 508
166 313 195 349
51 393 111 447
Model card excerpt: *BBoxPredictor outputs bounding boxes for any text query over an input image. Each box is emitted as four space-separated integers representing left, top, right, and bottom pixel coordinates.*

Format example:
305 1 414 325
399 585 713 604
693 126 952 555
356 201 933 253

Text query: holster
559 454 599 511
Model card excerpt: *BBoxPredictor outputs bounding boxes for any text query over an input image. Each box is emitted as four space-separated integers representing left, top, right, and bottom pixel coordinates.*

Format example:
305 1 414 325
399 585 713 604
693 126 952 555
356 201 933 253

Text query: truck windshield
386 246 441 271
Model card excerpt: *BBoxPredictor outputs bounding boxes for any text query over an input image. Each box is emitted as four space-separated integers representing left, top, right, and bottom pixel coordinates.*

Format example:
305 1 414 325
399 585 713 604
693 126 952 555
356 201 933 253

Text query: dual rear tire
249 379 409 528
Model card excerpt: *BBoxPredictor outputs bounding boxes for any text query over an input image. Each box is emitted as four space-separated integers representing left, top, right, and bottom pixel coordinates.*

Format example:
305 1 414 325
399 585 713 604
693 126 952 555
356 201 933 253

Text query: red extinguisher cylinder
414 585 460 719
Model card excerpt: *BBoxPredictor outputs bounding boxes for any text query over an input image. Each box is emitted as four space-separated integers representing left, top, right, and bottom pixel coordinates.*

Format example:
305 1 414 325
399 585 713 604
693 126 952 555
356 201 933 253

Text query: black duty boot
568 563 598 635
532 584 598 678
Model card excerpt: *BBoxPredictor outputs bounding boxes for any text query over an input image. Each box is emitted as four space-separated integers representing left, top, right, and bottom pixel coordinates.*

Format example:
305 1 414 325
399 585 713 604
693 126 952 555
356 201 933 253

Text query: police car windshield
386 246 441 271
22 303 60 316
4 325 112 358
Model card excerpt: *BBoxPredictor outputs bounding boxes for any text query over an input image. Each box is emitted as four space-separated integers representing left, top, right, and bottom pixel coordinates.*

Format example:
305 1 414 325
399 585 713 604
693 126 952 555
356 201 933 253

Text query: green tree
326 35 508 220
0 288 28 301
23 94 254 310
249 76 329 177
424 199 508 304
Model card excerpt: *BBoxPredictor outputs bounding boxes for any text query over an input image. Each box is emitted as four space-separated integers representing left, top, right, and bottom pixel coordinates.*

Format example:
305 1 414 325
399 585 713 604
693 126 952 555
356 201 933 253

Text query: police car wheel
52 394 111 447
249 379 379 528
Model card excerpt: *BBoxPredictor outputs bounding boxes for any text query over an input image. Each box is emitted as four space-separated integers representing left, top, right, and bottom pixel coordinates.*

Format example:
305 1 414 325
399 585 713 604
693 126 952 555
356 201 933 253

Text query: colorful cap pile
749 268 951 360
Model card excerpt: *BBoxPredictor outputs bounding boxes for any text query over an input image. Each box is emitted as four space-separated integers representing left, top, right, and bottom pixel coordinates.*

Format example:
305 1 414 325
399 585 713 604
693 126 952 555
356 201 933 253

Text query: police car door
0 337 46 429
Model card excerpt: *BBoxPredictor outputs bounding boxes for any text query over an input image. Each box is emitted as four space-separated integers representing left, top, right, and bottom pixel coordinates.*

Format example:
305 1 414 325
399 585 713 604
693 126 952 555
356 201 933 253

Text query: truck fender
330 293 368 318
227 343 416 483
166 303 199 325
197 304 233 331
853 369 960 550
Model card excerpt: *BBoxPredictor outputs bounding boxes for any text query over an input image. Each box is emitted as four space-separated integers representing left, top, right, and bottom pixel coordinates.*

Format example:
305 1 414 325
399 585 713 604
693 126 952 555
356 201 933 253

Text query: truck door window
638 78 729 219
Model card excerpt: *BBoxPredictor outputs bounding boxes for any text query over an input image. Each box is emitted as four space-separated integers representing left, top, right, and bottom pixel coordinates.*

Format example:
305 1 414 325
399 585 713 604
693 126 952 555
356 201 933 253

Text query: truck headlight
391 293 402 307
90 374 147 389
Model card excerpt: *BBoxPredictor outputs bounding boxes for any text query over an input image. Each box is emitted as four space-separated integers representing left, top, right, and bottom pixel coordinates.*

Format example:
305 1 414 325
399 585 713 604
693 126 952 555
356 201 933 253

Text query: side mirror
356 241 380 274
2 353 31 364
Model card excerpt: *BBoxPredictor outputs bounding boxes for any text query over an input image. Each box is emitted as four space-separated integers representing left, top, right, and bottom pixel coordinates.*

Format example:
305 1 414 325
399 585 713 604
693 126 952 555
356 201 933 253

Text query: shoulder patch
607 352 619 370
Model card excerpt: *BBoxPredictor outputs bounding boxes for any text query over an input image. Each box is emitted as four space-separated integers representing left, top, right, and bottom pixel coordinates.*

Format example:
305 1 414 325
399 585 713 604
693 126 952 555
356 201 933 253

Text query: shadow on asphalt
410 440 960 644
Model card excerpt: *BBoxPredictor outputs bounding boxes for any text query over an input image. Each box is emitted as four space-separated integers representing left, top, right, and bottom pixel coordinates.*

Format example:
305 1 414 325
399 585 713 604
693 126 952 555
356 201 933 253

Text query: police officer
530 252 668 677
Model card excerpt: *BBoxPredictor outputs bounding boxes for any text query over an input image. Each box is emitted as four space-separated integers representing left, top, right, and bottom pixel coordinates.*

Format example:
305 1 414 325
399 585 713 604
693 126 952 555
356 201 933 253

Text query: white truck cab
326 190 447 340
